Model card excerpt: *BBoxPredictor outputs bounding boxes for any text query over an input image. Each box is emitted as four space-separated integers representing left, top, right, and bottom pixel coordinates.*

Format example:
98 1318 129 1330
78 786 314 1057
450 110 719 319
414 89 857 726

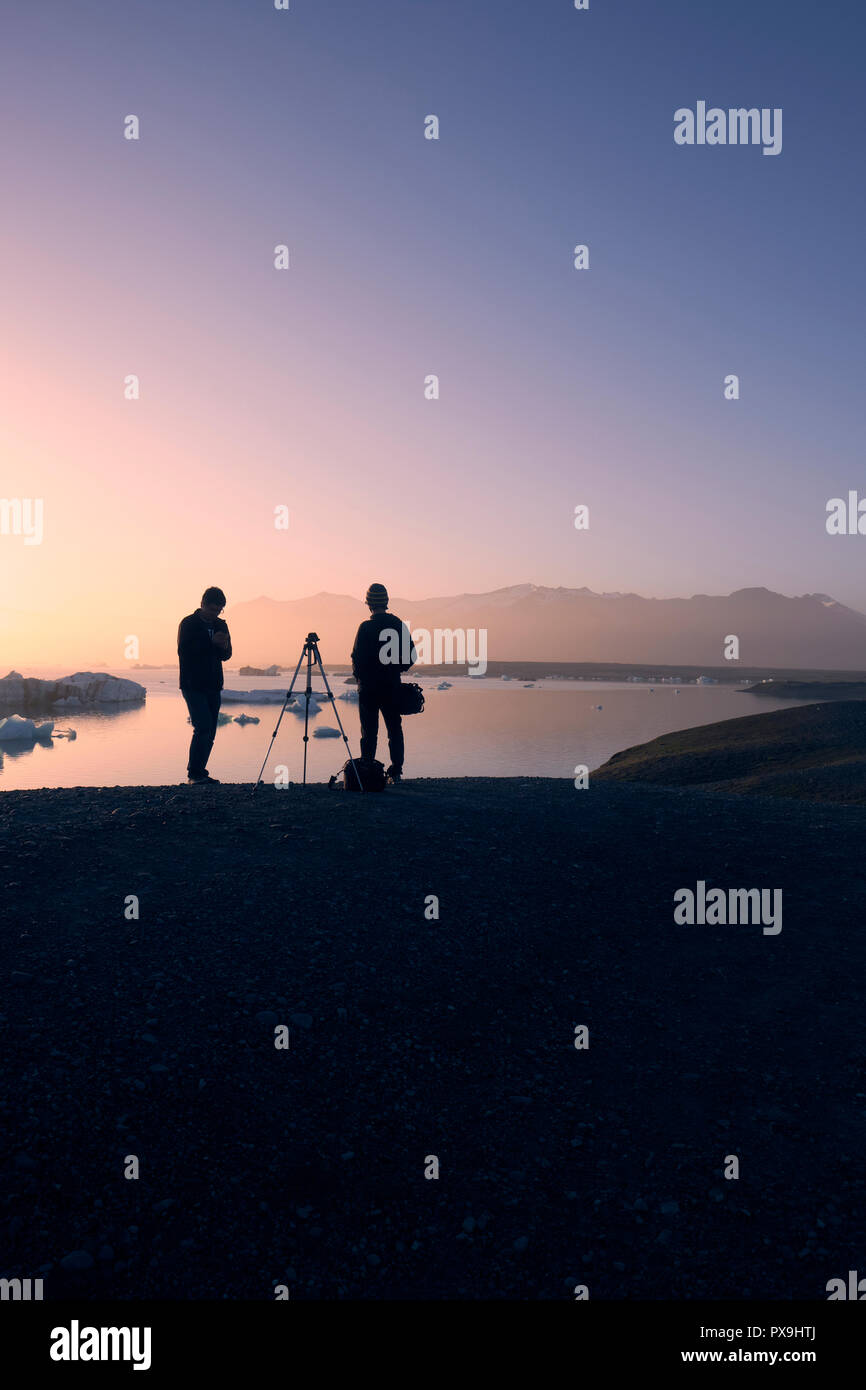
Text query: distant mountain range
226 584 866 670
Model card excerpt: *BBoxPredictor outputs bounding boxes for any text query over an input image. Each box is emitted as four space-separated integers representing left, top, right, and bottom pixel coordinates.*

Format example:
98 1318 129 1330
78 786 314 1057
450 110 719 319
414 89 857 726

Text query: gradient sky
2 0 865 666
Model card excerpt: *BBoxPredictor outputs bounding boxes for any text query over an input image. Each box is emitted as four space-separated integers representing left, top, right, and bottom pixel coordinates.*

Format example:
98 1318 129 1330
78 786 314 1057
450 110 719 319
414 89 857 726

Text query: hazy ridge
224 583 866 669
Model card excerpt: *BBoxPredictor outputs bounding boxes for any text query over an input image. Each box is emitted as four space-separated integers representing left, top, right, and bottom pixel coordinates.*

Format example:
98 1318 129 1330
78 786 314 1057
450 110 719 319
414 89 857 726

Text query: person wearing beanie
350 583 417 782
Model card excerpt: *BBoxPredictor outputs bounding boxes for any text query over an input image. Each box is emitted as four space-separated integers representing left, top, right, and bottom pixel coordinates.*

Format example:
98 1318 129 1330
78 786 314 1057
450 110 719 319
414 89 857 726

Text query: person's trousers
358 684 404 770
182 688 221 775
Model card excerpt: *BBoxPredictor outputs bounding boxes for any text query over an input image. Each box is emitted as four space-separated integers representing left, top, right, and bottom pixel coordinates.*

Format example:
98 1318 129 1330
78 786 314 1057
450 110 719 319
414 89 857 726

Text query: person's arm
216 621 232 662
178 617 199 657
351 623 365 680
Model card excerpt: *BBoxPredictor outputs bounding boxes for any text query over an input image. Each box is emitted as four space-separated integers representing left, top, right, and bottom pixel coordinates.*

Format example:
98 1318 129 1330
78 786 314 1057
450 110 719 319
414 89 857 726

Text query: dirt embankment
594 700 866 801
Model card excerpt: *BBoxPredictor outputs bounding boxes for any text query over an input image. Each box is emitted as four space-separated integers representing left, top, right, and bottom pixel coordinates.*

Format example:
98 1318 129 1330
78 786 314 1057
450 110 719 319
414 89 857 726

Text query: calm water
0 668 811 789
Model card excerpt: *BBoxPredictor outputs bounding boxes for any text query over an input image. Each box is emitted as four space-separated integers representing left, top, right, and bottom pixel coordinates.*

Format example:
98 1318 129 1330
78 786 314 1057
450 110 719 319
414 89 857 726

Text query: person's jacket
178 613 232 692
351 611 416 687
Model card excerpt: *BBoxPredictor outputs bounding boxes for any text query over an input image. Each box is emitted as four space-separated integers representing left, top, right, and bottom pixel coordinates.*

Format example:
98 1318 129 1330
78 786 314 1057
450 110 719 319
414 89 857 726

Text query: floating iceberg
221 688 290 704
0 670 145 710
234 713 260 725
287 693 322 717
0 715 55 742
313 726 341 738
437 681 452 690
60 673 143 704
337 690 359 703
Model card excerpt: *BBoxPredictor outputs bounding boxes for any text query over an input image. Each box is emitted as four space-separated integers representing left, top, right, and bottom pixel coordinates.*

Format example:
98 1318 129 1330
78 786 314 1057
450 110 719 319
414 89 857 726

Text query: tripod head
306 632 320 644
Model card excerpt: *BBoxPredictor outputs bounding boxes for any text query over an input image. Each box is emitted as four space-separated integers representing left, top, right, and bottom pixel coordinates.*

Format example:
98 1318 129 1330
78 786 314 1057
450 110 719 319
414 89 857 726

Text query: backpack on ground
339 757 386 792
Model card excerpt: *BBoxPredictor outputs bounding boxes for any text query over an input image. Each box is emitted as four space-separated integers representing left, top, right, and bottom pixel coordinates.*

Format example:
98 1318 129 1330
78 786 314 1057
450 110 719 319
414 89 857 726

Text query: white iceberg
221 688 290 704
0 715 55 742
0 669 145 709
233 713 260 725
337 690 359 703
287 693 322 717
313 726 341 738
61 672 144 704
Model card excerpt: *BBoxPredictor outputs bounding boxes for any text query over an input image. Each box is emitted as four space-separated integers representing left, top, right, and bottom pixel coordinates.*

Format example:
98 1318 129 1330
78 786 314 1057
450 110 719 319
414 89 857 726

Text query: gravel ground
1 777 864 1299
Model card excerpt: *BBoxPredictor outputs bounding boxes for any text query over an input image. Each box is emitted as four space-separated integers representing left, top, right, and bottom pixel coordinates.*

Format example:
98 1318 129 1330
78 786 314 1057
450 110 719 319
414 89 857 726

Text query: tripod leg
252 647 306 792
312 643 364 790
302 643 313 785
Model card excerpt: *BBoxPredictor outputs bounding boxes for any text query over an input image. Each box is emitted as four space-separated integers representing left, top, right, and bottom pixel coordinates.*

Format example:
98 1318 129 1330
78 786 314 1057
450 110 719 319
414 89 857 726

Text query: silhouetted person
178 587 232 784
351 582 416 782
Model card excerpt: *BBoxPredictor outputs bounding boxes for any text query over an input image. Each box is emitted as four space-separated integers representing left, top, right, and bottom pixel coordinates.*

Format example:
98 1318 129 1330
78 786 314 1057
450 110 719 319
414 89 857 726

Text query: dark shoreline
594 700 866 801
336 661 866 684
1 776 864 1298
739 680 866 700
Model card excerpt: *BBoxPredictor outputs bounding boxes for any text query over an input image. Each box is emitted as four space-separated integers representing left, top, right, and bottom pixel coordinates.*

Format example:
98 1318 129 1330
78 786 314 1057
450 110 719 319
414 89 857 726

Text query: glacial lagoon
0 668 812 790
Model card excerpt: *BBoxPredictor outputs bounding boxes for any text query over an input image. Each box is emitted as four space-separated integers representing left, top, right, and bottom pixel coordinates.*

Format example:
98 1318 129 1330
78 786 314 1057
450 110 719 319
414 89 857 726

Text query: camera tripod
252 632 363 791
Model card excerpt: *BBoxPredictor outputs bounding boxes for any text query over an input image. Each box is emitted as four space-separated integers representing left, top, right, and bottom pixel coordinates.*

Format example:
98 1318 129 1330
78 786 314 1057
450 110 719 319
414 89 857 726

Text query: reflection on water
0 668 813 789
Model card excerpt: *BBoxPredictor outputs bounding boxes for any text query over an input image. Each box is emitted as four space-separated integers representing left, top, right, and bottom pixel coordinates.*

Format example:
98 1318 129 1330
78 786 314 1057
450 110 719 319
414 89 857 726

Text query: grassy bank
594 700 866 801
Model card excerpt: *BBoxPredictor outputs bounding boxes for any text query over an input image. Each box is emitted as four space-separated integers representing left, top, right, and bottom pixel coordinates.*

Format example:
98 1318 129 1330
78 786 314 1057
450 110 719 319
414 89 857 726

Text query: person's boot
386 765 402 784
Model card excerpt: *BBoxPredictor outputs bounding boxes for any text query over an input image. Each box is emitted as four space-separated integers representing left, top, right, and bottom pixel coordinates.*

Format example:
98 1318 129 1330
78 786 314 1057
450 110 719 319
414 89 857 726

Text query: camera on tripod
252 632 363 791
